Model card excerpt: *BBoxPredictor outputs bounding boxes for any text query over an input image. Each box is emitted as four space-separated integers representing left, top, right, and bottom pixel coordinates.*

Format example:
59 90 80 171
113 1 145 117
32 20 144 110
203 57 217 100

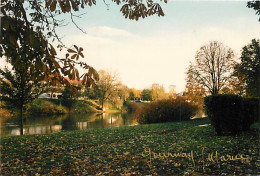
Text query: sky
4 1 260 93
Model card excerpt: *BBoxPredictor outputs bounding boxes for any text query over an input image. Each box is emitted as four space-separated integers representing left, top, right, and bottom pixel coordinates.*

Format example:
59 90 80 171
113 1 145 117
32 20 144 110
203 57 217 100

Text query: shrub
125 101 141 113
204 94 244 135
28 99 67 115
135 98 198 124
48 99 62 106
204 94 259 135
242 98 260 130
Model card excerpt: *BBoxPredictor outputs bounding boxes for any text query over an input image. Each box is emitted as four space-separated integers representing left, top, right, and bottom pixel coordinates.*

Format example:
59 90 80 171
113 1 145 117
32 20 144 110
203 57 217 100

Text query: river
0 112 137 136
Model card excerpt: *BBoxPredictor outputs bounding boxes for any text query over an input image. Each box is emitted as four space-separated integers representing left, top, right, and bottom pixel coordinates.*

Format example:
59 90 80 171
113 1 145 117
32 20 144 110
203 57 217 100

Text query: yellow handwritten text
141 146 252 169
142 146 195 167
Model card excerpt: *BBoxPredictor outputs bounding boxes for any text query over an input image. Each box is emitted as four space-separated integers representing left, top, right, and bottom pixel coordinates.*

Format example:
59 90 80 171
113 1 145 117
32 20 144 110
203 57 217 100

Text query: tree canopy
0 68 43 110
236 39 260 97
185 65 206 108
151 84 167 100
247 0 260 22
141 89 152 101
187 41 236 95
1 0 98 91
0 68 44 135
95 70 121 110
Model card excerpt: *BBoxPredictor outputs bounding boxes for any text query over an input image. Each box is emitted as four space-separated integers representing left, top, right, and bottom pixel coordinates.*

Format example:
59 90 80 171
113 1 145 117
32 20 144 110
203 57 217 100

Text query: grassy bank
1 118 259 175
1 99 102 117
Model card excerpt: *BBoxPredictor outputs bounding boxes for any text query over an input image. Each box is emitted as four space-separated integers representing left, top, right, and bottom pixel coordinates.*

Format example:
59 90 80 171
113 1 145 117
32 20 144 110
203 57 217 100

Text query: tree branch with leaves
247 0 260 22
235 39 260 97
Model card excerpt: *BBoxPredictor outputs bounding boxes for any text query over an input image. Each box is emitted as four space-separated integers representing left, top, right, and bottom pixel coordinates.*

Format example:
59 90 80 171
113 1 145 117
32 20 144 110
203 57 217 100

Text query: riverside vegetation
134 98 198 124
28 99 101 115
1 118 259 175
1 99 102 117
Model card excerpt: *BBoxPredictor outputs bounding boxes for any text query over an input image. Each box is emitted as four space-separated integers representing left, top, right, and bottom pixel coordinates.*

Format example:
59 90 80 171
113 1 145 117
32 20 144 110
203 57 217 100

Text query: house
134 97 143 103
38 77 85 99
38 92 62 99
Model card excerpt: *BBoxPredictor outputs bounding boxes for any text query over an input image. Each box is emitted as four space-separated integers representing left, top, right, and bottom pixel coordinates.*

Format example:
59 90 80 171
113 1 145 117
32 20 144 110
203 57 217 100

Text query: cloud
86 26 135 38
191 26 260 55
63 25 260 92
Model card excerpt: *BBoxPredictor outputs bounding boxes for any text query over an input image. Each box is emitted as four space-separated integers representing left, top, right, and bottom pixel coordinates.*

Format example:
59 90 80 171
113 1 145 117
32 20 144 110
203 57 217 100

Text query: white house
38 92 62 99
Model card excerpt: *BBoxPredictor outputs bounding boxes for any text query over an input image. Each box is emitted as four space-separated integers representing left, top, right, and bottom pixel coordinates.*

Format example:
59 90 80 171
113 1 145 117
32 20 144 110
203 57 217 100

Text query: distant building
38 92 62 99
169 85 176 93
39 77 85 99
178 92 184 96
152 83 159 89
169 85 177 99
177 92 188 101
134 97 143 103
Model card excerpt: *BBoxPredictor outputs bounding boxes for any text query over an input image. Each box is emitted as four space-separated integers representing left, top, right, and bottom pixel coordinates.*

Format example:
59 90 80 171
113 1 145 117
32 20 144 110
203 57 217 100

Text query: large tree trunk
20 105 24 135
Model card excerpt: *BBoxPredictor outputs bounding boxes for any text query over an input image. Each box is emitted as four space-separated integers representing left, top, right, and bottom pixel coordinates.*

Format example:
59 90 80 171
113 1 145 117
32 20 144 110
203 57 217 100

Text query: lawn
1 118 259 175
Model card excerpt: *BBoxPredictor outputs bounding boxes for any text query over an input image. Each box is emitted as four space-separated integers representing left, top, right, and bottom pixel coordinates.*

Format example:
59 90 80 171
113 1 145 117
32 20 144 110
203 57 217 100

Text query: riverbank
0 99 103 118
1 118 259 175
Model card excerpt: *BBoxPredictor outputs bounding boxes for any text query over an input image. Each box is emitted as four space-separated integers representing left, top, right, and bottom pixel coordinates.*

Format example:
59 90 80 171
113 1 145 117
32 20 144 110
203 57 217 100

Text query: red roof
64 77 82 85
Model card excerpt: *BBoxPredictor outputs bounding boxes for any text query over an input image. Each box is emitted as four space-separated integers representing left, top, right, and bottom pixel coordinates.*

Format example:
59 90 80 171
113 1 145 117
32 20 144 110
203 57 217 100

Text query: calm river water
0 113 137 136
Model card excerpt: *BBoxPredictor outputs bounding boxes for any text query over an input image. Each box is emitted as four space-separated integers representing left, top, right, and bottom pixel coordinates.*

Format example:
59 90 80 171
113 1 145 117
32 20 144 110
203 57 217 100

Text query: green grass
251 122 260 129
26 99 100 115
71 100 99 113
1 118 259 175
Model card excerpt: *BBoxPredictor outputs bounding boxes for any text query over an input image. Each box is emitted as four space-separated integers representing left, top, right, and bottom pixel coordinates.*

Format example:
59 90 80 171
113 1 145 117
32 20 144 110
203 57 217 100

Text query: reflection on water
0 113 137 136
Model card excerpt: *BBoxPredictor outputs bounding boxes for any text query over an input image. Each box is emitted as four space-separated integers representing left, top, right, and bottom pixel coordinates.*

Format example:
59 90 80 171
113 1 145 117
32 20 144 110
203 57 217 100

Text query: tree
95 70 121 110
61 86 76 110
141 89 152 101
108 82 129 109
0 68 44 135
236 39 260 97
128 88 141 100
185 65 206 113
247 1 260 22
151 83 167 100
117 84 130 102
1 0 99 135
220 69 246 96
81 86 97 99
1 1 99 89
187 41 236 95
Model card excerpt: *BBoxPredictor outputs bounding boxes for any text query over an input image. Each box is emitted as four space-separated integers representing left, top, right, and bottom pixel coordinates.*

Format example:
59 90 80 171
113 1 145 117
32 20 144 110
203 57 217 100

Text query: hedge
204 94 259 135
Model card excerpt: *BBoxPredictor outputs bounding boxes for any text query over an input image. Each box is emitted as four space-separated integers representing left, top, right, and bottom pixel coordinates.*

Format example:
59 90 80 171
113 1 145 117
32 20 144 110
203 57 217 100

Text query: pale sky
4 1 260 93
